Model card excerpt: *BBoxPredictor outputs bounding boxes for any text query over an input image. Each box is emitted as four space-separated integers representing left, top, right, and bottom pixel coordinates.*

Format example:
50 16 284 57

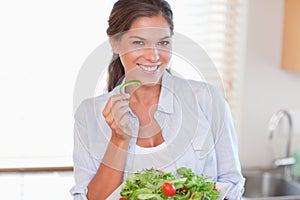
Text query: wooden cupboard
281 0 300 73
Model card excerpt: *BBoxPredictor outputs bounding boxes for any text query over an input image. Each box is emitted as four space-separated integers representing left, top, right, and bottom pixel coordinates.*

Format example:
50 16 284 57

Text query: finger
102 99 112 118
106 97 129 125
110 121 118 134
105 103 129 127
119 113 129 127
104 112 114 125
103 94 130 117
111 93 130 106
113 106 130 124
112 99 129 115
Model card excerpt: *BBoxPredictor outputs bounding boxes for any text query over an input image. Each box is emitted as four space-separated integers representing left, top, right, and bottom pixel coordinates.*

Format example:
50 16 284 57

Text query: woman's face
112 15 172 84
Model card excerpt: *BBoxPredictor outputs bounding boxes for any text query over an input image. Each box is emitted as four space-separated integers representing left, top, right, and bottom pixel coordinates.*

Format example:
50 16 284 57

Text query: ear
109 37 119 54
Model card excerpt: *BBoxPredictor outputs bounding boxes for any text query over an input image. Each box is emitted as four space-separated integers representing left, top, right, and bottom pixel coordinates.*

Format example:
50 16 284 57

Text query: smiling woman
0 0 243 200
71 0 244 200
106 0 174 92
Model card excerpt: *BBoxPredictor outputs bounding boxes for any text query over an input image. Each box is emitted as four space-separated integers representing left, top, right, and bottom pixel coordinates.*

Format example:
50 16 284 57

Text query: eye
158 40 170 46
132 41 145 46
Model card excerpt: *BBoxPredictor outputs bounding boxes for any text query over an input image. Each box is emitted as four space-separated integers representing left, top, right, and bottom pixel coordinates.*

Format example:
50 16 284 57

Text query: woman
71 0 245 199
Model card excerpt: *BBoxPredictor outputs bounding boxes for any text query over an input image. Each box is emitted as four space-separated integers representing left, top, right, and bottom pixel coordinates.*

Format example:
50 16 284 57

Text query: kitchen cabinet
281 0 300 73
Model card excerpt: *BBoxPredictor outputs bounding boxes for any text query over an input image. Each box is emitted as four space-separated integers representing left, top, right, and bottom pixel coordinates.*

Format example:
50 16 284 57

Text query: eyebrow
128 36 171 40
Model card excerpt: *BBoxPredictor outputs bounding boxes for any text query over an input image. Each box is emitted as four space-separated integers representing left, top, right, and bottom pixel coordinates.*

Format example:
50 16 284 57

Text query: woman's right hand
102 93 132 147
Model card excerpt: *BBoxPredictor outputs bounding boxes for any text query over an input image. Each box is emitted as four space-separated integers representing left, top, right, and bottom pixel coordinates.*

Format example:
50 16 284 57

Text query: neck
129 84 161 106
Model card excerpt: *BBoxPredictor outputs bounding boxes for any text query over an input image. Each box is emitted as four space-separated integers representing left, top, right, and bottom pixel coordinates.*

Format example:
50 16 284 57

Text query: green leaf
138 194 163 199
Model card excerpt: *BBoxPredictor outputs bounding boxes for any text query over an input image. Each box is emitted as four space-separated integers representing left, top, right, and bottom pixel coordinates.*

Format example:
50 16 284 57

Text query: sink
243 172 300 200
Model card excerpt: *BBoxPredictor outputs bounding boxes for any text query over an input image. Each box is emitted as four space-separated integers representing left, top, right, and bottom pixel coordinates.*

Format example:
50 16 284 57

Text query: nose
144 46 160 62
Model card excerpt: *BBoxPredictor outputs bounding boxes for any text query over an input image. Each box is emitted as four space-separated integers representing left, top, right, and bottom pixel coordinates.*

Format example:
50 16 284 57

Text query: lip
138 64 161 73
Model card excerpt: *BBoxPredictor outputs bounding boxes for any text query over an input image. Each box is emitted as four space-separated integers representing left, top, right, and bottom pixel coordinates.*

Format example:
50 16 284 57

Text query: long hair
106 0 174 92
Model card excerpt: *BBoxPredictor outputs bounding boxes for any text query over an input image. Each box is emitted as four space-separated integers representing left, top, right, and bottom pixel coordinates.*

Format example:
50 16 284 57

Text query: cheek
159 50 172 63
119 51 141 68
122 50 142 61
120 48 172 66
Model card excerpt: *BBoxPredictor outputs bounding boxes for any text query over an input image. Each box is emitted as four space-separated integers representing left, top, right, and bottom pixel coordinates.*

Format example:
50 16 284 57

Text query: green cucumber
119 80 142 94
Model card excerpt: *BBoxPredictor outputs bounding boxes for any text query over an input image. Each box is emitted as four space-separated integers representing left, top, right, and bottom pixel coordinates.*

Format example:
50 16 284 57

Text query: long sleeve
214 102 245 199
70 101 100 199
208 86 245 199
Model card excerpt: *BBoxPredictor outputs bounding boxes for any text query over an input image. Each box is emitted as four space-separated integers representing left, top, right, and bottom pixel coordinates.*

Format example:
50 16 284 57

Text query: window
0 0 114 170
169 0 241 113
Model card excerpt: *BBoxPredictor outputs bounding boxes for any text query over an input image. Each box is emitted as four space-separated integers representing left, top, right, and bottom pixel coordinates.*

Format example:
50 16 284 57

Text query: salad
119 167 220 200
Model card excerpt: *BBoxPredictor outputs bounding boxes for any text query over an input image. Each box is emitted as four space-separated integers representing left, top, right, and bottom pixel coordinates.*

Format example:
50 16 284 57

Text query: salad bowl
107 168 231 200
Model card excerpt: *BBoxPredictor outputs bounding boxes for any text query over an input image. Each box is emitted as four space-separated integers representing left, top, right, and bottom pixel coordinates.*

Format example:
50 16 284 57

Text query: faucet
268 109 296 180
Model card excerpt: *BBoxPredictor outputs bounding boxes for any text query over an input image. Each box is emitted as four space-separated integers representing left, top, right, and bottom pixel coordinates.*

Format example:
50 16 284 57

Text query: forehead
123 15 172 40
123 28 171 40
130 15 170 30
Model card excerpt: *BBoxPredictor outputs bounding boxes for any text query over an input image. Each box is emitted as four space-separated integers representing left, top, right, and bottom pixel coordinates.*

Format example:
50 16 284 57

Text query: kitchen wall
238 0 300 168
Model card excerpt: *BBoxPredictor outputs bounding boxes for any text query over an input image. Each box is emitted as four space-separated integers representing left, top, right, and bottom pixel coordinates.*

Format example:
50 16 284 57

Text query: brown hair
106 0 174 92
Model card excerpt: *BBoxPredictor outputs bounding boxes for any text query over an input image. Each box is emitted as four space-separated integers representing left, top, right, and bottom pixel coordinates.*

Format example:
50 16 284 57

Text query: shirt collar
157 71 175 114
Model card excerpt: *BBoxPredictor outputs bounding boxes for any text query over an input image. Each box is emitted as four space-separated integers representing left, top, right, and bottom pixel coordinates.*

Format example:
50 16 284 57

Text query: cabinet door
282 0 300 73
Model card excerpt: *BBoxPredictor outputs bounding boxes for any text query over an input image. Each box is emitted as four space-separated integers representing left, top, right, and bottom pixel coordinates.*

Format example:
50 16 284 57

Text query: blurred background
0 0 299 199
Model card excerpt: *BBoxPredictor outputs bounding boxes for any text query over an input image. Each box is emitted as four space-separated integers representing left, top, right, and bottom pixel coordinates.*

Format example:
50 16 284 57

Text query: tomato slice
162 182 176 196
213 184 218 191
179 187 188 194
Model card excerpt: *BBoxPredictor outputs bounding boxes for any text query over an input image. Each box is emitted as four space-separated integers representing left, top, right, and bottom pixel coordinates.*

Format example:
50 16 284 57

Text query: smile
138 64 160 72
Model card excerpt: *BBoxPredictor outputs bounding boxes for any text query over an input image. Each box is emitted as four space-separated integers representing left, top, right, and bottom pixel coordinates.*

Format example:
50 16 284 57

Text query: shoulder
171 74 225 103
170 74 228 120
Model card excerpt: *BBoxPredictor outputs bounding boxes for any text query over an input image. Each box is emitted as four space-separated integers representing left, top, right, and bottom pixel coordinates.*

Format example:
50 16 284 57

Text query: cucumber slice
119 80 142 94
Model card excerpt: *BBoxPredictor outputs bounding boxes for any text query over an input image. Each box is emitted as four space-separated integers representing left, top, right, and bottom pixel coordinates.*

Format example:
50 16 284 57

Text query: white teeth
139 65 159 72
